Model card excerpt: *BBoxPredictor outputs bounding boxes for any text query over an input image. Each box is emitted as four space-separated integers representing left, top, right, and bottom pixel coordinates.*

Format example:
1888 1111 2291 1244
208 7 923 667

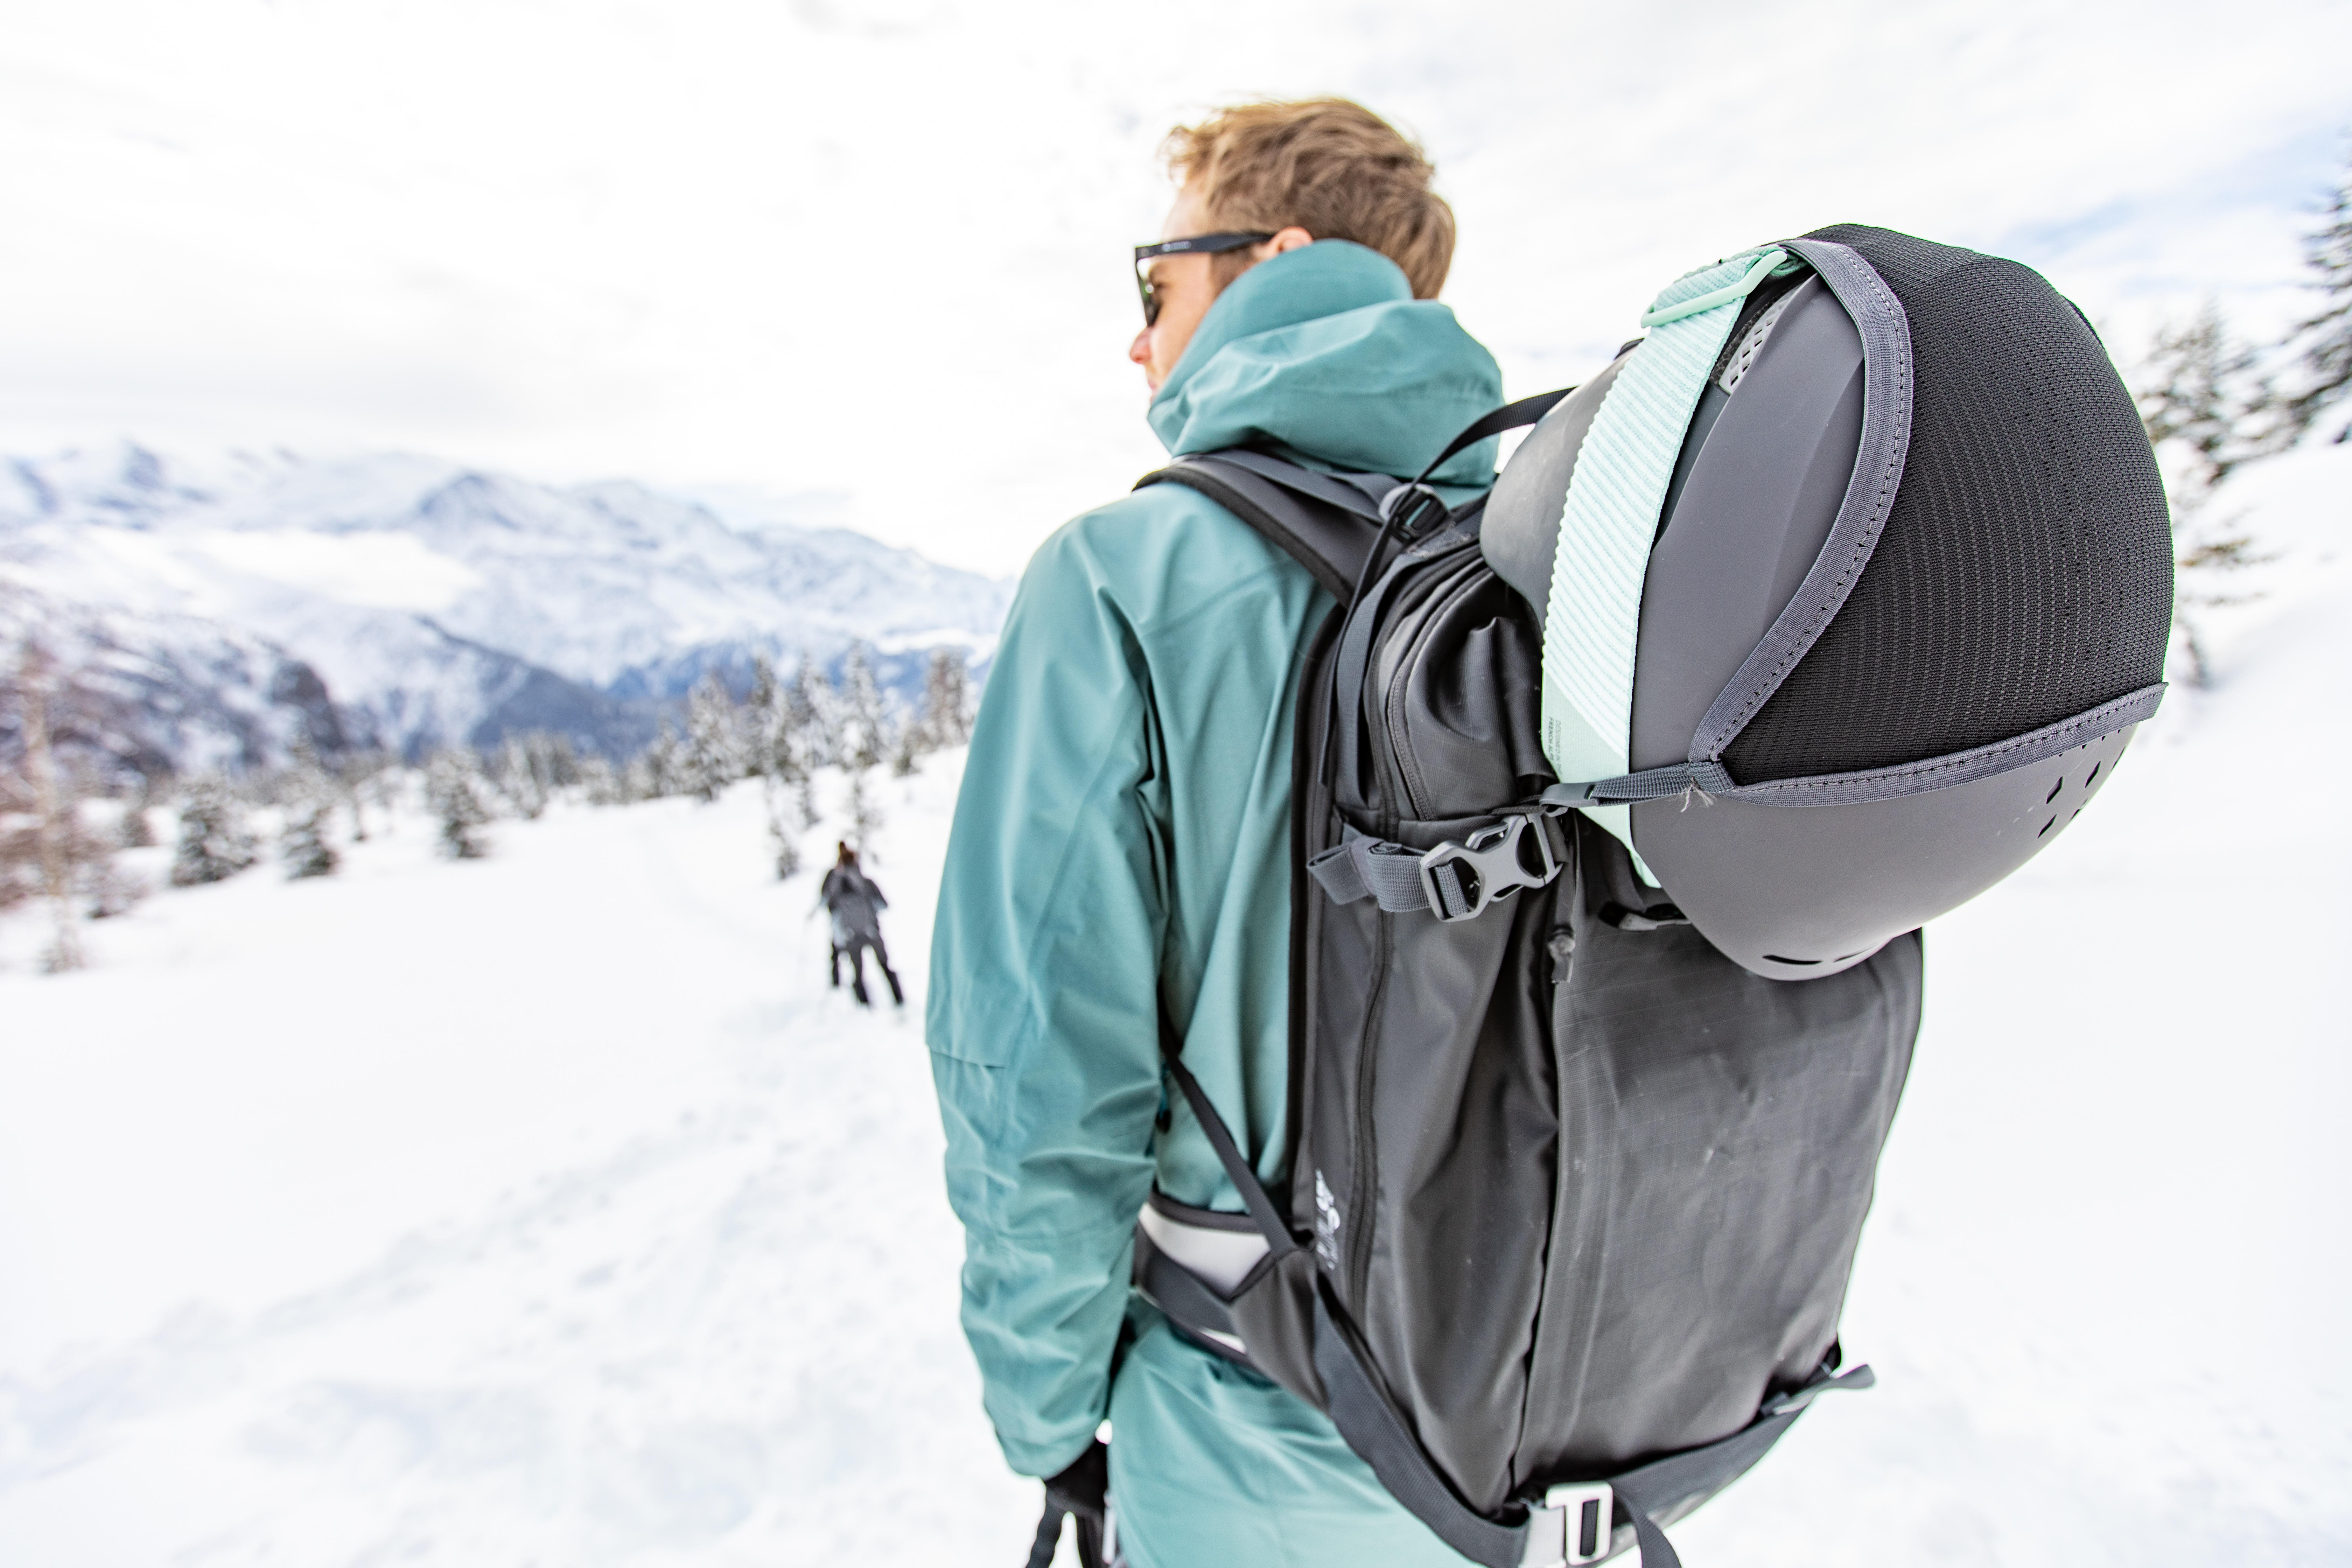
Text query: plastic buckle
1419 811 1559 923
1377 481 1448 537
1520 1481 1612 1568
1549 1481 1614 1566
1540 778 1605 811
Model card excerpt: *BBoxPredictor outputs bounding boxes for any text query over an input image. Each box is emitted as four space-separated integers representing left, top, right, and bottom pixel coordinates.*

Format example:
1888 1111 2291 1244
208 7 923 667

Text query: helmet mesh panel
1719 225 2173 783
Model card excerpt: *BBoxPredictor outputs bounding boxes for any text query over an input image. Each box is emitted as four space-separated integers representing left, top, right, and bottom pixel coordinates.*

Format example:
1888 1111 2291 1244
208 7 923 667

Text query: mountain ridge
1 442 1014 772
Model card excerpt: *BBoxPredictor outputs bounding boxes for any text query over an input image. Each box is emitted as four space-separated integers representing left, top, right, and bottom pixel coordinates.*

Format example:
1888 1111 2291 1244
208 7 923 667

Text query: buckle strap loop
1759 1360 1876 1417
1638 246 1793 328
1308 814 1561 924
1542 760 1735 810
1306 828 1428 912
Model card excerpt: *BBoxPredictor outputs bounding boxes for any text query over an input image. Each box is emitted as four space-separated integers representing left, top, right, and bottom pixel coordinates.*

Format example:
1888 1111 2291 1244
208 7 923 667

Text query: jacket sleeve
924 521 1168 1479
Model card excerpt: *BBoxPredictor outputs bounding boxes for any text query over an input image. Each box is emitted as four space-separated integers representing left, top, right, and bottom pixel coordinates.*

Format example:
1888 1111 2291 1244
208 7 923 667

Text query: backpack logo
1312 1170 1342 1272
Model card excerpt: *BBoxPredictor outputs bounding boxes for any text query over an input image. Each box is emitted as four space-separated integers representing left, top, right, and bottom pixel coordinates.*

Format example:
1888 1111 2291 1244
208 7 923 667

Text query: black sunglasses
1133 232 1275 326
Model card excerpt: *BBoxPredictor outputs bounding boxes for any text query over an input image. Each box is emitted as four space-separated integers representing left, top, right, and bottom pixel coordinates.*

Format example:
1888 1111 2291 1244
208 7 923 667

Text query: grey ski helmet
1484 225 2172 980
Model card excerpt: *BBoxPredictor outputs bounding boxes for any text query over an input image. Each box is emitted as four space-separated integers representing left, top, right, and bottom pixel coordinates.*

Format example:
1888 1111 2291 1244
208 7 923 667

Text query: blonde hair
1161 98 1456 300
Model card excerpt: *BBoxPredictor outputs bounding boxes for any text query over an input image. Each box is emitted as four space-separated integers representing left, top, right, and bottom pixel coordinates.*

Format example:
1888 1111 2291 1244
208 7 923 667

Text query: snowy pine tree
839 642 889 774
578 754 622 805
5 645 120 968
625 724 683 802
743 657 784 776
2137 306 2291 685
679 673 743 803
536 732 579 790
2285 151 2351 446
844 768 882 855
835 643 890 849
744 656 807 875
767 798 803 880
119 776 158 848
337 749 390 842
0 767 39 914
918 647 973 751
494 735 550 820
79 855 147 920
278 766 340 880
170 773 259 887
2139 306 2293 496
425 750 492 860
785 657 830 827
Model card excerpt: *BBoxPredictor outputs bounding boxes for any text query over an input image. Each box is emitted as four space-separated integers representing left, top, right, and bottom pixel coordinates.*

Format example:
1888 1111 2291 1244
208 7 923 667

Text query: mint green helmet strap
1539 247 1793 872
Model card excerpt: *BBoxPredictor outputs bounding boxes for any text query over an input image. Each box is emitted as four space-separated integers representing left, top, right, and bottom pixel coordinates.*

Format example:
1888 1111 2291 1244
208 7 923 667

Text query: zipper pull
1547 926 1576 985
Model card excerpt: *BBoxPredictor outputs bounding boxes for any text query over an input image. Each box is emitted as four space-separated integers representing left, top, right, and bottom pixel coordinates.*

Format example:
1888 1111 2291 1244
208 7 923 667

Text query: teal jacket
926 241 1505 1486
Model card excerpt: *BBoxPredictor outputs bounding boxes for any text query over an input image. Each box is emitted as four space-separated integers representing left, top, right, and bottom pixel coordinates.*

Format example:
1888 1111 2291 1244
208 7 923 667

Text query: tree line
2134 148 2351 685
0 640 975 973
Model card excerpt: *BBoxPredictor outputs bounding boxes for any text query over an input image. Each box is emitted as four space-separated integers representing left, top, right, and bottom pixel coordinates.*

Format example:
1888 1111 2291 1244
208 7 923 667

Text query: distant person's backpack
1126 225 2171 1567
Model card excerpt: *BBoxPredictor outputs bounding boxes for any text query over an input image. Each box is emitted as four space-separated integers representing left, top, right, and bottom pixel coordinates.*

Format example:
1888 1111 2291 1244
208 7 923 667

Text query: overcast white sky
3 0 2346 571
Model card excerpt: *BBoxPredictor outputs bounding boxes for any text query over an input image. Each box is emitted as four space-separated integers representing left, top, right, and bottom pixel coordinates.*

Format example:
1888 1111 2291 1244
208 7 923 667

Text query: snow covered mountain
0 443 1015 769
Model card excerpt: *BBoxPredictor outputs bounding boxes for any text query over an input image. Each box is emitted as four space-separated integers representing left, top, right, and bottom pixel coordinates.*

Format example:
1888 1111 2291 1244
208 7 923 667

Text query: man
820 842 902 1007
927 99 1500 1566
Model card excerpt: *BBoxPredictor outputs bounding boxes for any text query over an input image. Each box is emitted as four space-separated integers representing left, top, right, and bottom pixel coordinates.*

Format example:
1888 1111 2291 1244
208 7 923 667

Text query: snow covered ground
3 445 2349 1566
0 760 1043 1565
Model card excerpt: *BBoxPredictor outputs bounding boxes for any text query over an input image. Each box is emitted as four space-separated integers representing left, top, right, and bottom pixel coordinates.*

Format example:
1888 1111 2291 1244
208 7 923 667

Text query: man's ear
1264 225 1314 256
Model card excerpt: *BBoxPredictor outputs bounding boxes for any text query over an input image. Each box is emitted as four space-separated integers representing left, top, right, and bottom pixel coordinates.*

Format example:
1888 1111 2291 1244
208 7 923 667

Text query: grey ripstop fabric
1122 456 1921 1568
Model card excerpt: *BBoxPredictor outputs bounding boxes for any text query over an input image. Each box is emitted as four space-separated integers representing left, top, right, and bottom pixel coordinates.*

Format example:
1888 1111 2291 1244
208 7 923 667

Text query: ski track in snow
4 445 2351 1565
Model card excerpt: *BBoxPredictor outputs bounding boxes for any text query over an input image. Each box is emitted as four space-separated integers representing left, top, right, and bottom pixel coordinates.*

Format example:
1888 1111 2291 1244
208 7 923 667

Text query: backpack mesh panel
1718 225 2174 783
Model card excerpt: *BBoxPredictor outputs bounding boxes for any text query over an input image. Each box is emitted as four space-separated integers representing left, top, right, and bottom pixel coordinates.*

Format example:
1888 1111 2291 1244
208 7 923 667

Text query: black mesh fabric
1719 225 2173 783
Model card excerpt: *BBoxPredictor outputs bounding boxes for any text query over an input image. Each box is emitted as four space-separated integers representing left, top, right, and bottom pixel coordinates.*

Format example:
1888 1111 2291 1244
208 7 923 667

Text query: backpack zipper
1381 552 1485 821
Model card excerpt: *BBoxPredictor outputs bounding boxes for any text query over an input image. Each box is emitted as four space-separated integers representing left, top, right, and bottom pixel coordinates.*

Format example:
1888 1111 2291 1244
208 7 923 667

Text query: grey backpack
1125 226 2169 1568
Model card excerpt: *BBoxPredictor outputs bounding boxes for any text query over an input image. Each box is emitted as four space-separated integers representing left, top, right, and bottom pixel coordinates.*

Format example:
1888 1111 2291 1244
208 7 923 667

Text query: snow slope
1675 441 2352 1565
0 758 1045 1565
1 446 2346 1565
2 442 1015 765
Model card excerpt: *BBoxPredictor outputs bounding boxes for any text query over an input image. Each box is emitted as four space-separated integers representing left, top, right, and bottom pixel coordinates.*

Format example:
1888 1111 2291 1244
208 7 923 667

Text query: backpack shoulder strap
1135 391 1573 604
1136 452 1390 604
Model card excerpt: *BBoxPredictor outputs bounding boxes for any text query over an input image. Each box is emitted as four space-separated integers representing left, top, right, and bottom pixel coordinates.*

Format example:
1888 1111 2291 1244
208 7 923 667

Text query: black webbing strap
1412 386 1574 484
1137 458 1379 604
1208 449 1393 521
1312 1277 1842 1568
1605 1409 1803 1568
1139 391 1570 608
1312 1284 1530 1568
1159 1049 1299 1256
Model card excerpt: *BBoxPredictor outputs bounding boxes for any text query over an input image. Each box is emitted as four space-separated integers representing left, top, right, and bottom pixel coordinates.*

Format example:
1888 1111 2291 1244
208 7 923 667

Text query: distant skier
819 842 902 1007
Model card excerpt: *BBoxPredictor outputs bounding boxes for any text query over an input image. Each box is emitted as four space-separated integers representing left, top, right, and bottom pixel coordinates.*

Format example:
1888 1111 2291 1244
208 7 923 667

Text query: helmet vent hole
2045 777 2064 803
2038 816 2057 837
2085 761 2101 787
1760 954 1821 966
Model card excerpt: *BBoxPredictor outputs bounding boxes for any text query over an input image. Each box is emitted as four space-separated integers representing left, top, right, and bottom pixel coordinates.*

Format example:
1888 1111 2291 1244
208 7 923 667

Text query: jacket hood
1147 241 1505 487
